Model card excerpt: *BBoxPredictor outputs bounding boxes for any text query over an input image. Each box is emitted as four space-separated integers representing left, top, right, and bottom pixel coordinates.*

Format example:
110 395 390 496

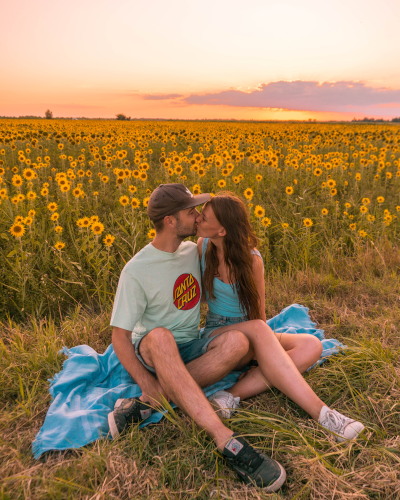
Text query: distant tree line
351 117 400 122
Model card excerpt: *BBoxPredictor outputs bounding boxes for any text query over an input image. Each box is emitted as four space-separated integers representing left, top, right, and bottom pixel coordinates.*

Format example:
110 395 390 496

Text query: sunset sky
1 0 400 121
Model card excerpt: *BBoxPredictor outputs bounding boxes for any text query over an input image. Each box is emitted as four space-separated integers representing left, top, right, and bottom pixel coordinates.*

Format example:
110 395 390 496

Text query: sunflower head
103 234 115 247
10 223 25 238
54 241 65 250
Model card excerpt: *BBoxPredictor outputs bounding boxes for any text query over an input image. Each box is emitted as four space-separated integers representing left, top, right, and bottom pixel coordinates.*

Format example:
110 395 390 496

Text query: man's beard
176 220 197 239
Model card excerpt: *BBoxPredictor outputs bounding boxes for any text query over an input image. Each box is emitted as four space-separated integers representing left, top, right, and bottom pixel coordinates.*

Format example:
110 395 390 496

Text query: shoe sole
107 399 128 439
108 410 119 439
262 463 287 492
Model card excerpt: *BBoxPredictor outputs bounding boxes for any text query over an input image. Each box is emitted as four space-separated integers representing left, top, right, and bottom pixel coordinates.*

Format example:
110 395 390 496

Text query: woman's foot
318 406 365 443
208 390 240 419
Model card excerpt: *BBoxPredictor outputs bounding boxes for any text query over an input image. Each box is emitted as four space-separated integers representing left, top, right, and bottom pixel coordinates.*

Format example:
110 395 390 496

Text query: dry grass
1 242 400 499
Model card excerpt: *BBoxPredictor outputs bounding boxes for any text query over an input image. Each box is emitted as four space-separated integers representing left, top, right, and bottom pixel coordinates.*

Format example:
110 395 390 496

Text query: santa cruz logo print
173 273 200 310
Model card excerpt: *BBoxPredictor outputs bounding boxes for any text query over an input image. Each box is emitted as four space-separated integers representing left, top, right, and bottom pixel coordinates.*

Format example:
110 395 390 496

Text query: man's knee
140 327 176 364
209 329 249 357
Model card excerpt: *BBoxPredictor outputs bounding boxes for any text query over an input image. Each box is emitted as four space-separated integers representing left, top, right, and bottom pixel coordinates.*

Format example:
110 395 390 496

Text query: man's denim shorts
201 312 248 339
134 330 224 375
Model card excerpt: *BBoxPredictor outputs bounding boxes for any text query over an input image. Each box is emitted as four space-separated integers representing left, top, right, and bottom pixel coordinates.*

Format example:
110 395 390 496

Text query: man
108 183 286 492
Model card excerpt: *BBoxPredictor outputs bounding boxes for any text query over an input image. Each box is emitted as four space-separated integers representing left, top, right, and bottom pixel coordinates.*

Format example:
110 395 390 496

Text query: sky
1 0 400 121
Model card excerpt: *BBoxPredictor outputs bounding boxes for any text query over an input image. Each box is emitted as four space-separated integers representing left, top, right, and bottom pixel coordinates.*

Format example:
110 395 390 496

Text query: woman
196 192 364 442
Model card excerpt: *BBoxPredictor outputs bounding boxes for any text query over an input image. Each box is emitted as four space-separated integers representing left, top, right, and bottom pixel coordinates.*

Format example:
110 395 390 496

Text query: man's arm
112 326 168 404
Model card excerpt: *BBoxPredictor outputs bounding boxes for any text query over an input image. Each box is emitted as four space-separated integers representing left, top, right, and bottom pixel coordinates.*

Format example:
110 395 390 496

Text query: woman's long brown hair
202 191 262 320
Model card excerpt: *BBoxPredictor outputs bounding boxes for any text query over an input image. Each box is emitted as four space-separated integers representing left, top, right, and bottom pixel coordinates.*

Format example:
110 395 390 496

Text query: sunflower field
0 119 399 320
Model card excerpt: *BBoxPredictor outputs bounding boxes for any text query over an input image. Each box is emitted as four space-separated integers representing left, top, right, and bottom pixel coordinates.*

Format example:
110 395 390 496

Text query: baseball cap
147 183 210 222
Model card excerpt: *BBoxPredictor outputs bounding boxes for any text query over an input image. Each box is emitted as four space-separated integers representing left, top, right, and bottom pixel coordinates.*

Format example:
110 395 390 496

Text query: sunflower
355 173 361 181
48 202 58 212
233 176 240 184
192 184 201 195
15 215 24 223
254 205 265 218
10 223 25 238
28 209 35 217
131 198 140 208
147 228 156 239
217 179 226 188
61 184 70 193
198 168 206 177
103 234 115 247
344 202 351 209
12 174 23 187
358 230 367 237
362 197 370 205
54 241 65 250
81 217 91 228
91 221 105 235
27 191 37 200
174 165 183 175
349 223 356 230
326 179 336 188
256 175 262 182
285 186 294 195
244 188 253 200
313 168 322 176
321 208 328 216
0 188 8 199
50 212 59 221
101 175 109 183
129 185 137 193
330 188 337 196
360 206 368 213
261 217 271 227
140 172 147 181
72 188 81 198
143 197 150 207
377 196 385 203
54 225 63 233
119 195 129 207
281 222 289 230
303 218 313 228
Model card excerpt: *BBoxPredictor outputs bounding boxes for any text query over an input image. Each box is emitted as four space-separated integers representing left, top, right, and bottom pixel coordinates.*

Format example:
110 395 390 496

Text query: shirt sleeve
110 269 147 331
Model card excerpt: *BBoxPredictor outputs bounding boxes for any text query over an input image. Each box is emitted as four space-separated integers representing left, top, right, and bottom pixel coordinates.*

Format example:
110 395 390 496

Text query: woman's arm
197 237 204 260
252 252 266 321
197 237 207 303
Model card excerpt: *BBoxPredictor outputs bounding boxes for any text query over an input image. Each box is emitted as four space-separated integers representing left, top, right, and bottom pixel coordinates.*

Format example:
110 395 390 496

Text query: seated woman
196 191 364 442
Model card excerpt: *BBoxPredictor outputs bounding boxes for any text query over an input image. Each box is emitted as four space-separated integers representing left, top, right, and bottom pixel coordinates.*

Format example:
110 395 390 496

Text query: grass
1 241 400 499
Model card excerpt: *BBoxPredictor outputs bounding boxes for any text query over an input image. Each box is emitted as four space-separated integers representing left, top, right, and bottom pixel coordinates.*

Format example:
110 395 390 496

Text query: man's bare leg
185 330 250 387
139 327 240 450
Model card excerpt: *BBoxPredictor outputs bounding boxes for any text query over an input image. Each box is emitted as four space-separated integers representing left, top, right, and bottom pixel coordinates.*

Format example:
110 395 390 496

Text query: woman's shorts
201 312 248 339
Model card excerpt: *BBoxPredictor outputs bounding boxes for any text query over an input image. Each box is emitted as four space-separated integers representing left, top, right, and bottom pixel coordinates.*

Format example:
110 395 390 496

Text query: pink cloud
182 81 400 115
141 93 183 100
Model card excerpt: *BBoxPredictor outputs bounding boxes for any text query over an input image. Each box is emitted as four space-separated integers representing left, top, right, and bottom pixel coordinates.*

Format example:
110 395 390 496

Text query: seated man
108 183 286 492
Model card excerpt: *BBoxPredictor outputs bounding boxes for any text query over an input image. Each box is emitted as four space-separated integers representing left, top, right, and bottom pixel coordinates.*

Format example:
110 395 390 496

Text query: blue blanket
32 304 344 459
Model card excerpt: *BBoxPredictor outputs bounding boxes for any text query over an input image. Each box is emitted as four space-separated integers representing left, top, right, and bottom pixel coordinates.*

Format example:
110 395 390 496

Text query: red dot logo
173 273 200 310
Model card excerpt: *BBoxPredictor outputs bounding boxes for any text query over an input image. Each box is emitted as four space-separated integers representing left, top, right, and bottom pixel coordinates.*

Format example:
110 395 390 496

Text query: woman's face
196 203 226 239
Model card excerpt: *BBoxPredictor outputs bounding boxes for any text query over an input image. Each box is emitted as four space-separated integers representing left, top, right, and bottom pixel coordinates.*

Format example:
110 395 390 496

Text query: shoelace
320 410 350 433
227 446 264 474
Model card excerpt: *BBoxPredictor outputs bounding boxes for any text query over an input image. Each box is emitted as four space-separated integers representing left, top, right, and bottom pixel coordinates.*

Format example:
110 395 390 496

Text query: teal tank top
200 238 263 318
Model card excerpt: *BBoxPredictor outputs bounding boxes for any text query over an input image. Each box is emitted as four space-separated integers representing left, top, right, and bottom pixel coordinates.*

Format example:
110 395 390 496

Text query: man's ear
164 215 175 229
218 226 226 237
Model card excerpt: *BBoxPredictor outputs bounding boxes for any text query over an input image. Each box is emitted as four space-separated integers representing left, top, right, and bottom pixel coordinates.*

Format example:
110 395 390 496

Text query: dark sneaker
222 433 286 492
108 398 152 438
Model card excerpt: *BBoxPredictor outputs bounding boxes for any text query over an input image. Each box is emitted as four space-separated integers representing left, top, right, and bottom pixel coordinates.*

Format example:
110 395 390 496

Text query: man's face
173 207 200 238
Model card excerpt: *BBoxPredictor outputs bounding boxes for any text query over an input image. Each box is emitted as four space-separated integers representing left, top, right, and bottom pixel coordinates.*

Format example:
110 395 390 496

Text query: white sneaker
208 390 240 419
319 406 365 443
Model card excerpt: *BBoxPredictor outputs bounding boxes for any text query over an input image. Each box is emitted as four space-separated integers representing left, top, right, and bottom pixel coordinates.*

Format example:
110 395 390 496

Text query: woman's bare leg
227 333 323 400
206 321 326 421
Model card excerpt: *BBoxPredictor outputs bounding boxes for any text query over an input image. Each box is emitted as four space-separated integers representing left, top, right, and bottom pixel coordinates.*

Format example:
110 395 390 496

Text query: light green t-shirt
110 241 202 344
